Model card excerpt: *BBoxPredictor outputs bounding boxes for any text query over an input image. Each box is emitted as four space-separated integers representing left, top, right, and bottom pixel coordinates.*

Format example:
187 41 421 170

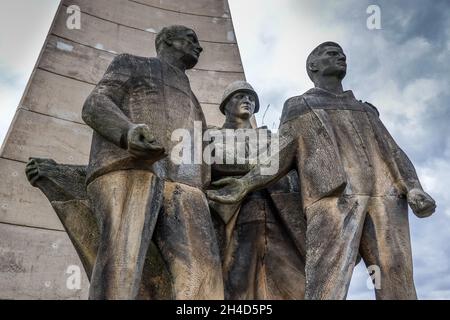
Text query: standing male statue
207 42 436 300
81 25 222 300
209 81 306 300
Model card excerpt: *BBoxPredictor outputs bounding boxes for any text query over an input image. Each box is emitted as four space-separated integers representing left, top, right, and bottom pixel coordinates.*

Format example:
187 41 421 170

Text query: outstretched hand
206 177 249 204
127 124 167 161
407 188 436 218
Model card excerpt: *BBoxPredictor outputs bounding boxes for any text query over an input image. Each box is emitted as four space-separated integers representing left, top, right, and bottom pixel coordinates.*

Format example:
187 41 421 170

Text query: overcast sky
229 0 450 299
1 0 449 299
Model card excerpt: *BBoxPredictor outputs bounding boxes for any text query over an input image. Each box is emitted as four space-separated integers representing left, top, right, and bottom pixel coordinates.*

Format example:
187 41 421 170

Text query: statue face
313 45 347 79
225 92 256 120
169 29 203 69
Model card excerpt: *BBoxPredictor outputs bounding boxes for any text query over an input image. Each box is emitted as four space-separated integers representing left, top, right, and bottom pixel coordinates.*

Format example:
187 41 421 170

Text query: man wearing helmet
209 81 306 300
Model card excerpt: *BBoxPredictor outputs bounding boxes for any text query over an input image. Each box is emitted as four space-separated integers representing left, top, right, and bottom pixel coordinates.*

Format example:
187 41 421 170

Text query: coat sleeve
366 103 423 193
82 54 135 149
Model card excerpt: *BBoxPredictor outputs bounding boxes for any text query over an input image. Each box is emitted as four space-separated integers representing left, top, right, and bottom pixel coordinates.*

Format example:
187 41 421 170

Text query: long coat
82 54 210 189
279 88 422 210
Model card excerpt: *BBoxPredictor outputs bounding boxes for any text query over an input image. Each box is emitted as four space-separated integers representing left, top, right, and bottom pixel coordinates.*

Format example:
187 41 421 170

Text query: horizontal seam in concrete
17 107 86 126
0 221 65 233
38 66 97 85
61 4 236 45
128 0 231 19
36 68 93 87
0 156 27 164
20 102 219 127
37 67 225 105
49 34 244 74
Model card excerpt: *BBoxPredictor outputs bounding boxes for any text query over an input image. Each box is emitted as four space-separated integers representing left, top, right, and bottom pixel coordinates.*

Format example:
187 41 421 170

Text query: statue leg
359 196 417 300
87 170 164 300
223 194 305 300
154 182 224 299
222 200 264 300
304 195 370 300
263 217 306 299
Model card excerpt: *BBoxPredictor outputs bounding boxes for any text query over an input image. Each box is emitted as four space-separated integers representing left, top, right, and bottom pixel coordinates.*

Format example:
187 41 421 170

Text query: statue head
306 42 347 83
219 81 260 121
155 25 203 69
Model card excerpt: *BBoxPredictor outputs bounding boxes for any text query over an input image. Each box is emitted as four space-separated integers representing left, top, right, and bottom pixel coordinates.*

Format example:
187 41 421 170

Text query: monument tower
0 0 245 299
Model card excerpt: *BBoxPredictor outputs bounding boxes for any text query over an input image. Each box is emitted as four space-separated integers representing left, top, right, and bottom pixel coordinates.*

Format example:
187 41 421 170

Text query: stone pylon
0 0 246 299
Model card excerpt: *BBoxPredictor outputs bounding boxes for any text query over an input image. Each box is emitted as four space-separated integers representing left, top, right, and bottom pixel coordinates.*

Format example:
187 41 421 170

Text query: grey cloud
230 0 450 299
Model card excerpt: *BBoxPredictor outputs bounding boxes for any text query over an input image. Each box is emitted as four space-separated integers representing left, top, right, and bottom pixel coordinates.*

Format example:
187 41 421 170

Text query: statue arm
207 127 297 204
376 117 422 192
26 158 88 202
240 132 297 193
370 108 436 217
82 54 135 149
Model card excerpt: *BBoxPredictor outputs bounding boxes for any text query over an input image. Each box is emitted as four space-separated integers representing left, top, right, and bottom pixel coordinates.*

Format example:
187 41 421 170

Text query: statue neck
314 77 344 95
223 117 253 129
158 52 187 72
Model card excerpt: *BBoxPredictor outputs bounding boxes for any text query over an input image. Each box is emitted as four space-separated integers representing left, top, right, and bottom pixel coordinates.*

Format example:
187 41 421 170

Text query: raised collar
306 87 356 99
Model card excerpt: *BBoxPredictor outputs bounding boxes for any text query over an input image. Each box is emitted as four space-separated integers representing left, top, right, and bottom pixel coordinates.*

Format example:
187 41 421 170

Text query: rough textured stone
132 0 231 17
62 0 236 43
22 70 92 124
39 35 244 104
207 42 436 300
0 222 89 300
53 4 243 73
20 69 225 127
79 26 222 299
1 0 246 300
209 81 306 300
0 158 63 230
1 109 91 164
24 159 174 299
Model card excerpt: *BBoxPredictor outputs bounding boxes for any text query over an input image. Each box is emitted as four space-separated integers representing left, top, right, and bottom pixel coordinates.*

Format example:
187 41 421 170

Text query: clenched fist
407 188 436 218
25 158 57 186
126 124 167 161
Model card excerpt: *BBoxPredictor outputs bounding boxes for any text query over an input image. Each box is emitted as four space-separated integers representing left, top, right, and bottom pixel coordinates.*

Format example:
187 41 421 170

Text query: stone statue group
26 25 436 300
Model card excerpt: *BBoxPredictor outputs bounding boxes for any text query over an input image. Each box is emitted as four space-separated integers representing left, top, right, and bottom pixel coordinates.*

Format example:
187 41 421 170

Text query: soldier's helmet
219 81 260 115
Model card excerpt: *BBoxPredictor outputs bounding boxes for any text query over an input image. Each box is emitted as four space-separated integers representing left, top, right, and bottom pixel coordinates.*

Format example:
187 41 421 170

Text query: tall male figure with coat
82 25 223 300
207 42 436 300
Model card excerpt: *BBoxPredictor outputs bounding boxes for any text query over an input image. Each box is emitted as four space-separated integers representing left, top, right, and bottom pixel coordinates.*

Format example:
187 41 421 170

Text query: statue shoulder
363 101 380 117
106 53 135 71
106 54 160 77
280 94 310 124
284 95 306 109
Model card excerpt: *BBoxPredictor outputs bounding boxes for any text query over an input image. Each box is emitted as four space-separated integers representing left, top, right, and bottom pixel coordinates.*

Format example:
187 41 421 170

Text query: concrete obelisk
0 0 245 299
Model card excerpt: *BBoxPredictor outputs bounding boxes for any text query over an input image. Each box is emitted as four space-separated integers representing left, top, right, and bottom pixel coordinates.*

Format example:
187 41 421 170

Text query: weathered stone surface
1 0 245 300
1 109 91 164
62 0 236 43
209 82 306 300
132 0 230 17
78 26 223 299
53 5 243 73
208 42 436 300
201 103 226 128
0 222 89 300
23 158 174 299
0 158 63 230
20 69 225 126
39 35 245 104
187 69 245 105
39 35 113 85
21 70 92 124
